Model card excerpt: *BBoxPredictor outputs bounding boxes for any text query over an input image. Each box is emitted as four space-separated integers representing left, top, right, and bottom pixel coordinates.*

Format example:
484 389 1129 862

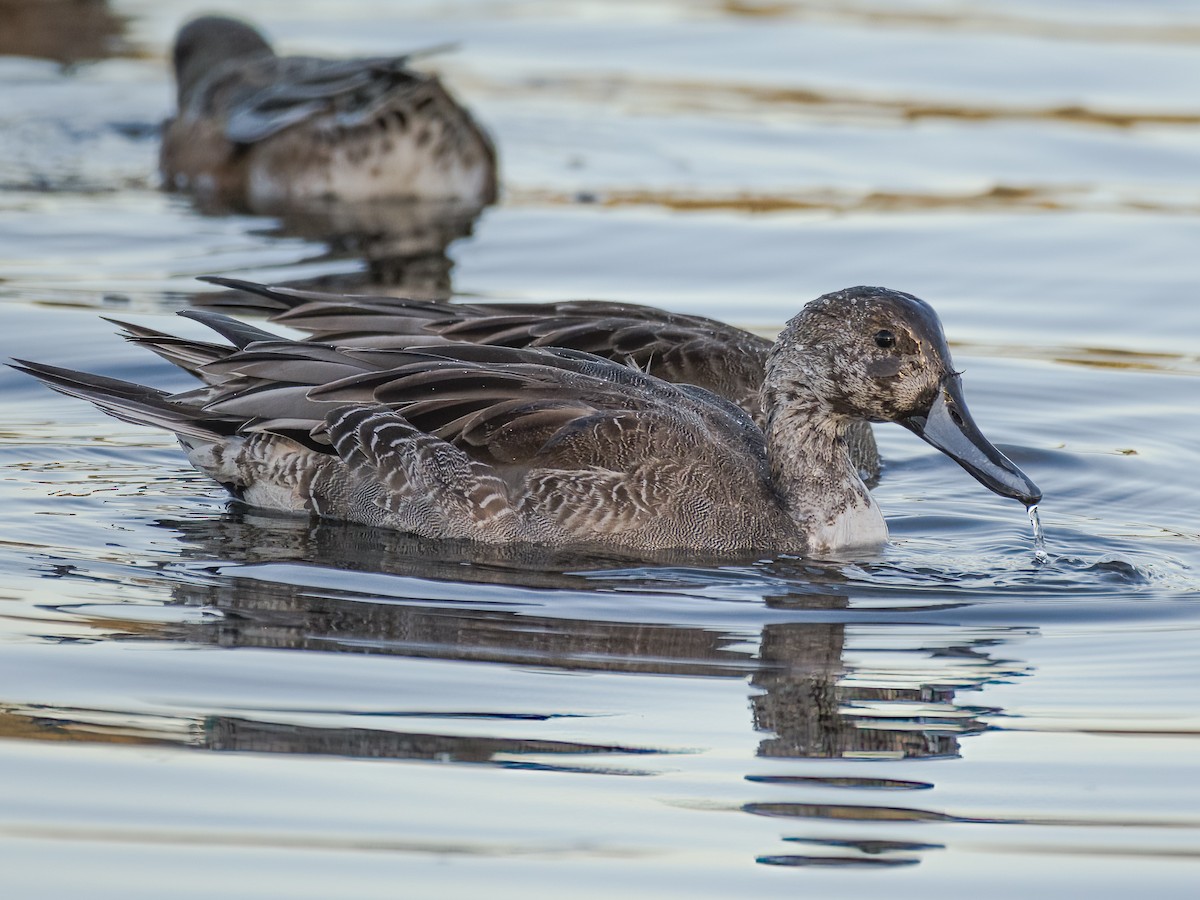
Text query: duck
196 277 885 479
160 15 497 209
13 285 1040 557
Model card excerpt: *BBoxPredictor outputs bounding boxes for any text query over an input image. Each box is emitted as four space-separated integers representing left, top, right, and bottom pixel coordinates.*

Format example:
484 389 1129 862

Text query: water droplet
1027 503 1048 563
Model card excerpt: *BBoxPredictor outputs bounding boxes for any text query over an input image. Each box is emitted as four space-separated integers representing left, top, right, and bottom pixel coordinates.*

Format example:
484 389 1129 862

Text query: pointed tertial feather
273 302 457 335
303 354 481 401
103 317 237 379
225 98 325 144
202 382 339 422
197 276 299 311
289 334 460 351
395 42 460 63
198 343 378 383
197 276 401 313
222 56 420 143
251 56 390 102
178 309 289 349
369 367 553 406
430 316 571 347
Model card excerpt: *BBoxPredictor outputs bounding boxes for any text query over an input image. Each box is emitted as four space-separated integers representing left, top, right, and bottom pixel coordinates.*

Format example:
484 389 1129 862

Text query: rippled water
2 1 1199 896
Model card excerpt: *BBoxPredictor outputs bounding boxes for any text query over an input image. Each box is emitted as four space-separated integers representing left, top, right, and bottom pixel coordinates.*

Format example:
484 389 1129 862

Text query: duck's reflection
14 510 1032 868
205 715 664 775
194 196 489 297
752 619 997 761
0 701 666 777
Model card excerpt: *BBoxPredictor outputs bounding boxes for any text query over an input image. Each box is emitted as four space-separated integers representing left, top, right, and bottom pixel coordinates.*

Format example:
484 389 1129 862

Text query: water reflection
9 510 1035 868
195 197 489 295
0 0 126 65
594 1 1200 45
482 72 1200 130
1 0 1198 889
751 619 1006 761
23 512 1034 760
745 617 1021 866
0 702 664 775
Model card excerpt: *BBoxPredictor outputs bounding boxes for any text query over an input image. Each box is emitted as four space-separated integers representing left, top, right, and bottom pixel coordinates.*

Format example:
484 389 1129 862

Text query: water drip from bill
1027 503 1048 563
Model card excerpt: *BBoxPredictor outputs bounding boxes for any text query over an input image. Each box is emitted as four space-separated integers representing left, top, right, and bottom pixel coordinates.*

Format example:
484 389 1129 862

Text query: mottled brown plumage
160 15 496 209
13 287 1040 558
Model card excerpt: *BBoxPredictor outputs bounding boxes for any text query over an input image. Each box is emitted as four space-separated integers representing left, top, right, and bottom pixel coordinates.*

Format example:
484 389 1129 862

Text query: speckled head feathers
769 285 956 423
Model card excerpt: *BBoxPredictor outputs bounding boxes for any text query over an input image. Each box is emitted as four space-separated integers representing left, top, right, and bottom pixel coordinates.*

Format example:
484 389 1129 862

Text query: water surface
1 1 1199 896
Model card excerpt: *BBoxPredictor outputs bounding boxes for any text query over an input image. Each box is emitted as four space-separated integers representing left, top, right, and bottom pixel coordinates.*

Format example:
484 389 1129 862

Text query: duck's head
172 16 273 106
771 285 1041 506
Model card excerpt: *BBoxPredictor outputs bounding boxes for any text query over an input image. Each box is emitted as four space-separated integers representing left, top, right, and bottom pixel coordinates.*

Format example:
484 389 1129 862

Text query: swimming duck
197 277 882 478
160 15 497 209
13 285 1039 557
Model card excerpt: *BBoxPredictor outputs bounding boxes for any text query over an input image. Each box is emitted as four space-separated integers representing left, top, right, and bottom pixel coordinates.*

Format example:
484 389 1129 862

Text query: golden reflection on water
507 183 1200 216
465 72 1200 130
472 0 1200 45
0 701 670 773
0 0 126 65
715 0 1200 45
510 184 1102 215
953 343 1200 376
0 703 183 747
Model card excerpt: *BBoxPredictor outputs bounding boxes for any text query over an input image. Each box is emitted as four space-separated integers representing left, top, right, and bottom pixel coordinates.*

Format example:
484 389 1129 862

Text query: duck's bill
900 375 1042 505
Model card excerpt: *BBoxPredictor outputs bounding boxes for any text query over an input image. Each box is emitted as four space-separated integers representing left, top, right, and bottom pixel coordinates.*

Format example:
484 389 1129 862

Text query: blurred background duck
160 15 497 211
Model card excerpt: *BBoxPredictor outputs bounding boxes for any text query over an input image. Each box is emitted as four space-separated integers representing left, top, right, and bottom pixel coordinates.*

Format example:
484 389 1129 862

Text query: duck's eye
874 329 896 349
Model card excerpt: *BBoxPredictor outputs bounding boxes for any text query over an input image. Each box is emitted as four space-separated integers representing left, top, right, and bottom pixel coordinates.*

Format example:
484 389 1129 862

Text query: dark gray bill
900 374 1041 505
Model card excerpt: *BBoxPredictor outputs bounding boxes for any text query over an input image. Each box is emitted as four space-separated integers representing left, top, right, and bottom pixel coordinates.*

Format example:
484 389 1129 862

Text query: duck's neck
763 384 887 553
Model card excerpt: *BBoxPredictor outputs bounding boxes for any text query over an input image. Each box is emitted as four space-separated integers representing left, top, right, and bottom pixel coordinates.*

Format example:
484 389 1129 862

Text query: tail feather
10 359 236 442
